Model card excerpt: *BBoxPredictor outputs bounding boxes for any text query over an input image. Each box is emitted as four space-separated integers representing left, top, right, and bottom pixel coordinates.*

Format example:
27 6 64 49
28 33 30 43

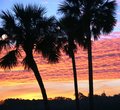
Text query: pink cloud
0 37 120 100
117 0 120 4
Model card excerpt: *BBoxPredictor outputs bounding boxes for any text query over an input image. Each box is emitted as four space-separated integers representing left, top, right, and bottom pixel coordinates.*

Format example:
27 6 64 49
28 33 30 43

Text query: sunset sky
0 0 120 100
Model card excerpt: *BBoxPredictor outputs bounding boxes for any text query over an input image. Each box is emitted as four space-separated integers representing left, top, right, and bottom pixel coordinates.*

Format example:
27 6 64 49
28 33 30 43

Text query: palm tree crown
58 0 116 40
0 4 60 69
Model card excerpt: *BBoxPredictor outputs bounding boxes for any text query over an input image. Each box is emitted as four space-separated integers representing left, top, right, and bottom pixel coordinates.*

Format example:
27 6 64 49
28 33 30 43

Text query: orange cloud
0 37 120 100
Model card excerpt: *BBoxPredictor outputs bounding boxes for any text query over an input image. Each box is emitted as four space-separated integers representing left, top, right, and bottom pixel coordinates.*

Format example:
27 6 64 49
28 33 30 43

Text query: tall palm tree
58 0 116 110
0 4 60 110
57 13 86 110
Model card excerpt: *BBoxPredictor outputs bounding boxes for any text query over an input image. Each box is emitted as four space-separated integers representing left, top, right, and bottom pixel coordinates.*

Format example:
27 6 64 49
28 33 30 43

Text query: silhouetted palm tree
0 4 60 110
57 14 86 110
58 0 116 110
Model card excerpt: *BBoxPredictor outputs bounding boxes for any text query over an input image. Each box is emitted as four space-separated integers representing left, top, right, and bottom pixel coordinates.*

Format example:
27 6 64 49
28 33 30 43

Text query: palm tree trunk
87 34 94 110
29 57 50 110
71 50 80 110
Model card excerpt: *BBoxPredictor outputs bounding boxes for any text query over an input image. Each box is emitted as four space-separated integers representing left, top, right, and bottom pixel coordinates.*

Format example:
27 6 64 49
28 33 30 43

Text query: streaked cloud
0 37 120 100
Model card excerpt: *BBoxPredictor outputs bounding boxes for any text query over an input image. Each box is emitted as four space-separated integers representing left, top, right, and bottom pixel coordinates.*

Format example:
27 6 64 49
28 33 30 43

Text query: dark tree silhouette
57 16 86 110
1 94 120 110
58 0 116 110
78 92 87 100
0 4 60 110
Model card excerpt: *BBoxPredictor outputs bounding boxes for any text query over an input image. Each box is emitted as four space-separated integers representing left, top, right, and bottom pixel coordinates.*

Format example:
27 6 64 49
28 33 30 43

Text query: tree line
1 93 120 110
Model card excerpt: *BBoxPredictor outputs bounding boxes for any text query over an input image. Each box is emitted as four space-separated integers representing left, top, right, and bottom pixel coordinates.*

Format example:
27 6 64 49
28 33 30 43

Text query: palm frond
60 16 76 31
25 4 46 17
58 1 71 14
47 50 60 63
0 10 16 32
59 15 87 49
0 49 20 69
35 36 60 63
35 36 55 57
0 28 11 50
100 0 117 33
63 41 77 58
92 0 117 36
13 4 46 29
58 1 79 17
22 56 31 70
46 16 56 27
12 3 48 43
0 40 10 51
0 28 6 36
0 10 22 43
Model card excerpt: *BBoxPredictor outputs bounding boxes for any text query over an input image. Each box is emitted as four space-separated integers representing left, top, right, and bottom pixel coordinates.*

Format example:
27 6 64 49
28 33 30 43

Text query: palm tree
0 4 60 110
57 13 86 110
58 0 116 110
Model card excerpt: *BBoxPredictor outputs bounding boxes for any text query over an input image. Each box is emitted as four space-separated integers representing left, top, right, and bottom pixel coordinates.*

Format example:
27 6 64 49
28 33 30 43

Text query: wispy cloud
0 27 120 100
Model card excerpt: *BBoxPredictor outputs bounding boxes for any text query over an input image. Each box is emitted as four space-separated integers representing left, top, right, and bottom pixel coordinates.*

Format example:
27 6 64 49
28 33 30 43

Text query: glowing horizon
1 79 120 100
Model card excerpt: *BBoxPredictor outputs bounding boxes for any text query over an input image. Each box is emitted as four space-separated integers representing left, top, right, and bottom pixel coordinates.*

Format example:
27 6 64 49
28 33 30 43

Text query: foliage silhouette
58 8 87 110
58 0 117 110
0 4 61 110
1 93 120 110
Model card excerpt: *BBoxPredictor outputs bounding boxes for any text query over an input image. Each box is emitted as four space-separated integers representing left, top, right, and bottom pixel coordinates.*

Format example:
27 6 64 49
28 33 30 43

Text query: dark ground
1 94 120 110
